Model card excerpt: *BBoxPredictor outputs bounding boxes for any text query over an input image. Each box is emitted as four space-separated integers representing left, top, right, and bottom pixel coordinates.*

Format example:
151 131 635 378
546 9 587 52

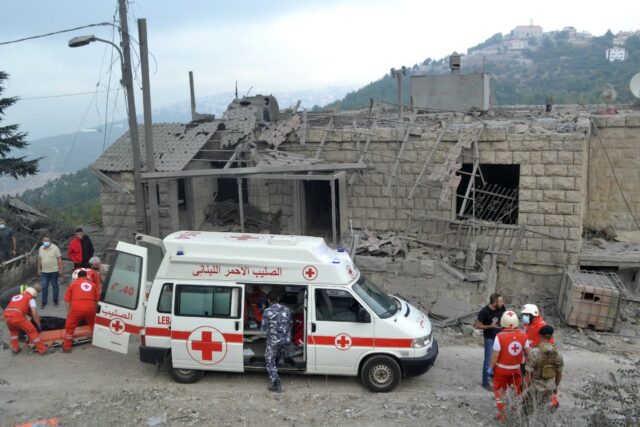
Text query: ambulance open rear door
93 242 148 354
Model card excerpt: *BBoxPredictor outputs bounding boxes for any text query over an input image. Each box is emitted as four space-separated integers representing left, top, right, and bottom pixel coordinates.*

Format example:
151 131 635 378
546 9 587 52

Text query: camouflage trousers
265 340 287 384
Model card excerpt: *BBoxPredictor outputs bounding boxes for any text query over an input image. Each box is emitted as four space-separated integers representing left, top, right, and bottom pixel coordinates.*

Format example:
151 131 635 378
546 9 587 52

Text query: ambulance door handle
235 321 240 331
311 323 316 333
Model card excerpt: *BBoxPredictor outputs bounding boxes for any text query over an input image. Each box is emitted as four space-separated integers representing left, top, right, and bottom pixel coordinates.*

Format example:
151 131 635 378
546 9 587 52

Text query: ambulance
92 231 438 392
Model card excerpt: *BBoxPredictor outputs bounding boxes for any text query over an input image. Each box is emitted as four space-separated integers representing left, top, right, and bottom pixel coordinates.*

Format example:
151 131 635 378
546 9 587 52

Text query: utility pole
138 18 160 237
118 0 147 233
390 66 407 120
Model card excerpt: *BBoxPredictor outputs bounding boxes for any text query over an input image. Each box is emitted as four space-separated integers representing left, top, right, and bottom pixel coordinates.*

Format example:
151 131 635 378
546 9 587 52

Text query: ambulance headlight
412 332 432 348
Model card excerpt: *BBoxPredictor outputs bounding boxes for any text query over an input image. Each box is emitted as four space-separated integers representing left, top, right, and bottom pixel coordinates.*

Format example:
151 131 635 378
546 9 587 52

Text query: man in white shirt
37 234 64 309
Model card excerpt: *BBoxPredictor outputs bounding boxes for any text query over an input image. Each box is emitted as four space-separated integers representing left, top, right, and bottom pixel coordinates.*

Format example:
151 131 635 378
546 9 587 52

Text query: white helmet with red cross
521 304 539 317
501 310 519 329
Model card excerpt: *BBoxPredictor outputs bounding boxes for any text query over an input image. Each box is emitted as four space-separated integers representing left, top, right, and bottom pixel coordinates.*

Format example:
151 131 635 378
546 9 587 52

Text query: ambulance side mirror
357 308 371 323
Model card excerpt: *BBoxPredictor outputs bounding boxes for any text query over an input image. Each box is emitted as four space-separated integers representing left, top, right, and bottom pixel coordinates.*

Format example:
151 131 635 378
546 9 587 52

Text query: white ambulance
92 231 438 392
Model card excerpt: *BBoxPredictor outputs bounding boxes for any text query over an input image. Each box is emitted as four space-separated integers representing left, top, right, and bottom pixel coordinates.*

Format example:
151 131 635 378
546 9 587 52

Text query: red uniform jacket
73 268 102 295
5 291 34 316
523 316 555 348
65 278 100 311
496 329 528 369
68 238 83 264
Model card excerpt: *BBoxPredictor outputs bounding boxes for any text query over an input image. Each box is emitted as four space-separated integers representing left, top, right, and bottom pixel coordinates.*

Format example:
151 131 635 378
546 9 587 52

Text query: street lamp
68 33 147 233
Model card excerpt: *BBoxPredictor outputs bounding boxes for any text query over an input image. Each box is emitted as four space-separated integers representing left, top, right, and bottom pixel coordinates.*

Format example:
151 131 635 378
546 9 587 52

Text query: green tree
0 72 39 178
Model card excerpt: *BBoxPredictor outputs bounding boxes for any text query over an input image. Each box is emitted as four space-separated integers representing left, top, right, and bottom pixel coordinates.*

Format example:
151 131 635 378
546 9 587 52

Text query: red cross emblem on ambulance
109 318 125 335
346 265 356 279
226 234 262 241
303 265 318 281
334 333 352 351
508 341 523 356
187 326 227 365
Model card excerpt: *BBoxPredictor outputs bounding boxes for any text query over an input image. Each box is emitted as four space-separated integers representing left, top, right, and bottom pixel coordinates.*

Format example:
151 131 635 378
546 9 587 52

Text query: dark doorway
217 178 248 203
304 181 338 237
456 164 520 224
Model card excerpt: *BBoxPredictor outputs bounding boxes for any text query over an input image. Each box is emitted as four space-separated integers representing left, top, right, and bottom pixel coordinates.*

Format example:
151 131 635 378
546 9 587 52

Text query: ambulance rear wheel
165 353 204 384
361 355 401 392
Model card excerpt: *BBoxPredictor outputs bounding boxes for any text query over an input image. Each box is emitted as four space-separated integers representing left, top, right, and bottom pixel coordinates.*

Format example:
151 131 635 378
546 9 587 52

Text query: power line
0 22 115 46
19 90 112 100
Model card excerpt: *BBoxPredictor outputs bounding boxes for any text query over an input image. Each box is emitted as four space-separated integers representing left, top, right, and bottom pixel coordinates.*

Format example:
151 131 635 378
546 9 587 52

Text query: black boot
268 381 282 393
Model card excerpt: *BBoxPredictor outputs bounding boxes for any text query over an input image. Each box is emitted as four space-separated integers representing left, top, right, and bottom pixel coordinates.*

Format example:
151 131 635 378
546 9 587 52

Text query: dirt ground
1 287 639 427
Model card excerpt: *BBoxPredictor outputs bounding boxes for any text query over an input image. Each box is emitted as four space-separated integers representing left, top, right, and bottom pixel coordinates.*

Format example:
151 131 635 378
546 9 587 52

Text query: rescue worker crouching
63 270 99 353
261 290 292 393
3 285 55 355
490 310 529 421
524 325 563 414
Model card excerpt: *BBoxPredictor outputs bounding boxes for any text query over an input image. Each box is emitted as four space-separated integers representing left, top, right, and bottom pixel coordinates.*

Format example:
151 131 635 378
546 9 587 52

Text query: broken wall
587 113 640 230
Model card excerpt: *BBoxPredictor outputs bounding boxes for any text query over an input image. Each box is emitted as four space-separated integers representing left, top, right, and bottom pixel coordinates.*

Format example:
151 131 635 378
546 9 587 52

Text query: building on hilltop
505 39 527 50
606 47 628 61
511 24 543 39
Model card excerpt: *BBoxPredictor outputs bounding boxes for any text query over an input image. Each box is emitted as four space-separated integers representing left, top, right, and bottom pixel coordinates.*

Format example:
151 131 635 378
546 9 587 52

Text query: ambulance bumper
139 345 169 364
400 339 438 377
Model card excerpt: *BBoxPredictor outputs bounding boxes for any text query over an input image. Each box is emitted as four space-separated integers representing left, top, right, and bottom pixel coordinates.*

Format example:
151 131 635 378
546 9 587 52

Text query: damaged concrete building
92 88 640 315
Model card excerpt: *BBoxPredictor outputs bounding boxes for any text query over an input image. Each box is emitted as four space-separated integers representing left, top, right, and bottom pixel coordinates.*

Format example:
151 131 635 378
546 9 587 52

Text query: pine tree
0 71 39 178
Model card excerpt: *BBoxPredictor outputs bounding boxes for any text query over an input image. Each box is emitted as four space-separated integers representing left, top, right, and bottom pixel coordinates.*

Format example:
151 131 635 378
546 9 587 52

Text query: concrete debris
262 114 301 148
221 106 258 147
204 199 282 234
430 297 473 319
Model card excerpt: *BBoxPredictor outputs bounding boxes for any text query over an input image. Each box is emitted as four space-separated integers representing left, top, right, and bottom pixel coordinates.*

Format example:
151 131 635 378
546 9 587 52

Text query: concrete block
549 140 564 151
565 191 581 203
591 116 607 128
513 151 530 164
537 177 553 190
626 115 640 127
532 164 545 176
554 177 575 190
520 176 536 189
606 115 626 127
566 165 583 177
524 140 549 151
401 259 421 277
491 140 509 151
530 152 542 163
545 164 568 176
564 215 581 227
565 240 582 253
541 151 558 164
563 139 584 151
542 239 564 252
536 251 553 265
526 238 542 250
573 151 584 165
495 151 513 164
420 260 435 275
519 189 532 201
538 202 556 213
482 128 508 141
520 164 532 176
355 255 392 272
519 201 537 213
556 203 574 215
558 151 574 164
527 214 545 225
544 214 564 226
532 190 544 201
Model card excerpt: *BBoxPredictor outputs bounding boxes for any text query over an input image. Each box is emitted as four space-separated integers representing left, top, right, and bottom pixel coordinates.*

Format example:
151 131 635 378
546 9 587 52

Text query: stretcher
24 316 92 349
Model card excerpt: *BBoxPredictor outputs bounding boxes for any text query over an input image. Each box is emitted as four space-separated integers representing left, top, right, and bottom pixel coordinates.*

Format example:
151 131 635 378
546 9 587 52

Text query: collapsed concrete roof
92 121 220 172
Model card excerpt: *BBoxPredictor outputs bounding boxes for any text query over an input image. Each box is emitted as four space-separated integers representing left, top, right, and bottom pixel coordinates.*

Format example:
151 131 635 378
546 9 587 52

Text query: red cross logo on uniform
303 265 318 281
11 295 22 302
507 340 523 356
186 327 227 365
109 318 125 335
80 282 93 292
226 235 262 241
334 333 352 351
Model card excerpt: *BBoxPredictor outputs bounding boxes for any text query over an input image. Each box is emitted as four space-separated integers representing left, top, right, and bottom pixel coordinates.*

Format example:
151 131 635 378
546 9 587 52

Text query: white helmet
72 268 90 281
501 310 519 329
25 287 38 297
521 304 539 317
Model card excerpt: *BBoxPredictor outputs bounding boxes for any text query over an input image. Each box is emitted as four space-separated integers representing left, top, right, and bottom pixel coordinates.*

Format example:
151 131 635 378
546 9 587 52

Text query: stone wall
99 172 137 249
256 120 590 269
587 113 640 230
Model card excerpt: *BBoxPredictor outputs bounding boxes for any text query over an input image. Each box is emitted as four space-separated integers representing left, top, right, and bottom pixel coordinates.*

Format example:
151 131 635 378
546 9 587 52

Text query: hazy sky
1 0 638 139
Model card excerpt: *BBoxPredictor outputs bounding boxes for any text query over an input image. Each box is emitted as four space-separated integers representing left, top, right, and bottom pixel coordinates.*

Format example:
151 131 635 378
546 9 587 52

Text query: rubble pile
203 199 282 234
0 197 74 254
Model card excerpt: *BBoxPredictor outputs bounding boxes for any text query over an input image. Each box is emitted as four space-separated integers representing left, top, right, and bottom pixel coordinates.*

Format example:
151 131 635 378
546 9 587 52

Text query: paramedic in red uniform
490 310 529 421
3 285 54 355
63 270 100 353
521 304 555 350
72 266 101 295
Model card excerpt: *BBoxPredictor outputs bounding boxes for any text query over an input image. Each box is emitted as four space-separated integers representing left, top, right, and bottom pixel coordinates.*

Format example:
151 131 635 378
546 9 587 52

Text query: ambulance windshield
352 277 398 319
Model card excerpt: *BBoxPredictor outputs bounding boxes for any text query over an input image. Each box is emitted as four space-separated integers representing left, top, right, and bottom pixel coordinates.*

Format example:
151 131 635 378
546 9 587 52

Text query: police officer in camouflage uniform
524 325 563 415
261 291 291 393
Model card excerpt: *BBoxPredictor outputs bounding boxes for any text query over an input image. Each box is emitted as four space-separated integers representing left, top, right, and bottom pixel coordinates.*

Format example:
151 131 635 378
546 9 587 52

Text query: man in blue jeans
474 292 505 391
37 234 64 309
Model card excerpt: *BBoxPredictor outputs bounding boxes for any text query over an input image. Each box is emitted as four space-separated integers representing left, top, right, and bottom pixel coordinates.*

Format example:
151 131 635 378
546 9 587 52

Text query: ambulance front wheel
165 353 204 384
360 355 401 392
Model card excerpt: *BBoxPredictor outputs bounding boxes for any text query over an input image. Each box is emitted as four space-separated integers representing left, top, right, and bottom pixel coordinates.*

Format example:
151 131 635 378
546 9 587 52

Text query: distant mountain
324 29 640 111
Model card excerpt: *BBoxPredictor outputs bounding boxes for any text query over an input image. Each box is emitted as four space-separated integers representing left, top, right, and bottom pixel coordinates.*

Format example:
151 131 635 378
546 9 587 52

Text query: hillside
324 29 640 111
